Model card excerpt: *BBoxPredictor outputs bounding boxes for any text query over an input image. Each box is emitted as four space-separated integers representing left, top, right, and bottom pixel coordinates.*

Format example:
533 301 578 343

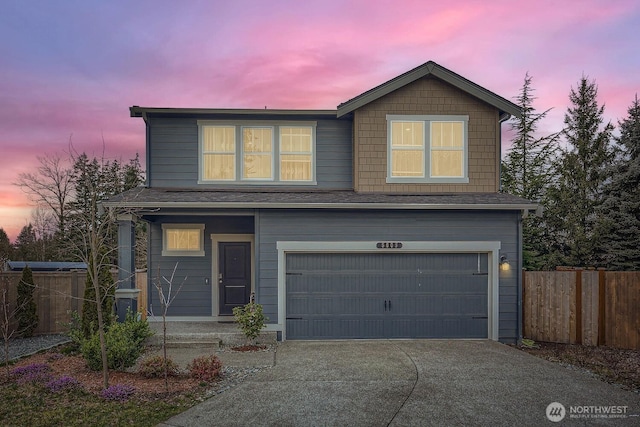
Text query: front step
146 321 276 348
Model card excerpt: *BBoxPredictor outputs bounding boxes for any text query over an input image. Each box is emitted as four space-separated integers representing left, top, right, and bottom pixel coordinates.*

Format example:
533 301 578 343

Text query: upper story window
386 115 469 184
199 121 316 184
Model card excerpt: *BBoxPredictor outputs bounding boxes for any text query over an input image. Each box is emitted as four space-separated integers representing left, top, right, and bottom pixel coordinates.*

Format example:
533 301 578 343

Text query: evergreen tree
66 152 144 265
502 73 559 269
0 229 13 264
546 76 614 267
14 224 39 261
16 265 38 337
598 96 640 269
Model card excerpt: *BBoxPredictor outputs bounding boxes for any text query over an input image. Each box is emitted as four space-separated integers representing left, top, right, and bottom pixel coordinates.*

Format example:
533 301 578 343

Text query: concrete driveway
159 340 640 426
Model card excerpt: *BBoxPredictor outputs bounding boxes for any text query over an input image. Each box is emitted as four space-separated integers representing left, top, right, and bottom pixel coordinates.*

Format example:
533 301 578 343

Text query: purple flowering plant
11 363 53 385
46 376 83 393
100 384 135 401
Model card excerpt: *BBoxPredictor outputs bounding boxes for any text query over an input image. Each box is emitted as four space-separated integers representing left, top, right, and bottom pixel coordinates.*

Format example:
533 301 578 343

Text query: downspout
143 112 151 188
498 112 511 192
517 211 524 344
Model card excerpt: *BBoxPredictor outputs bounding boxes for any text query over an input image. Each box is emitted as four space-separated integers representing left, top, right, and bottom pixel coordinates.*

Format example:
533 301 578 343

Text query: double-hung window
243 127 273 180
199 122 315 184
280 126 312 181
202 126 236 180
387 115 468 183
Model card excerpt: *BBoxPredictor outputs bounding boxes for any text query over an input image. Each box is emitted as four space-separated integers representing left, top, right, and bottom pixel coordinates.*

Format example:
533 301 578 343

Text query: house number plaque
376 242 403 249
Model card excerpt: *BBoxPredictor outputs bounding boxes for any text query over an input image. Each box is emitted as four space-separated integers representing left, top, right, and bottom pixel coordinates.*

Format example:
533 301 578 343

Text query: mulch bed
517 341 640 392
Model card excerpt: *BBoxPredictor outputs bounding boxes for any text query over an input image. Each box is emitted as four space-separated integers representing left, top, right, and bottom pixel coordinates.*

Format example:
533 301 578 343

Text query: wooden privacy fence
523 270 640 350
0 270 147 335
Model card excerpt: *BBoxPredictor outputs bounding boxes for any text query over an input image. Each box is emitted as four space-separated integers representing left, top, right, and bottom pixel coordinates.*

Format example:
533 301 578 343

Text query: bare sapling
152 263 187 392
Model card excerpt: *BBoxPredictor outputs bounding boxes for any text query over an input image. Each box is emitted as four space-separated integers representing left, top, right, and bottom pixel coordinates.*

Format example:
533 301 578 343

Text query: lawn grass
0 383 195 427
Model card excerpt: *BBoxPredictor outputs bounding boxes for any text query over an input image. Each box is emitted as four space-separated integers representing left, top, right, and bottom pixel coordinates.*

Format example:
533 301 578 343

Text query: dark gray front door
286 252 488 339
219 242 251 316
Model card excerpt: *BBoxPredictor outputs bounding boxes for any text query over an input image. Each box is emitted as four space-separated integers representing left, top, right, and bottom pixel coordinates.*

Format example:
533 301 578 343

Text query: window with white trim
202 126 236 180
280 126 313 181
199 122 315 184
387 115 469 183
243 127 273 180
162 224 205 256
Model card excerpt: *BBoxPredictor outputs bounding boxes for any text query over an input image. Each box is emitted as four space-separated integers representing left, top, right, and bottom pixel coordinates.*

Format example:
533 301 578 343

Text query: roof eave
103 201 538 212
130 106 338 118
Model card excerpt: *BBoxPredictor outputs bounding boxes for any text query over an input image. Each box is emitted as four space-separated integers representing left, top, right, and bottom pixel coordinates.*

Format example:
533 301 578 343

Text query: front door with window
218 242 252 316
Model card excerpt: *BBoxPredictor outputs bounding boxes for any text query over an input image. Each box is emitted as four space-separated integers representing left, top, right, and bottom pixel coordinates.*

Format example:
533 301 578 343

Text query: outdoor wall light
500 255 511 271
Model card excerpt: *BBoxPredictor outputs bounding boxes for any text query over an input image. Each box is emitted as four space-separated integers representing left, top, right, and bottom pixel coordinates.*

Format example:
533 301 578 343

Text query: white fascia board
277 240 501 253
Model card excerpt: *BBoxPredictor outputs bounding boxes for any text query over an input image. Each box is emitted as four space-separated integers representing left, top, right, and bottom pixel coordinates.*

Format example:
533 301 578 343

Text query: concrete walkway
159 340 640 426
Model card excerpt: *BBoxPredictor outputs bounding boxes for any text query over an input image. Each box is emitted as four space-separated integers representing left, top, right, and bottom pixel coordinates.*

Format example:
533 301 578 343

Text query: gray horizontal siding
148 118 199 187
315 119 352 188
147 117 352 189
255 209 521 343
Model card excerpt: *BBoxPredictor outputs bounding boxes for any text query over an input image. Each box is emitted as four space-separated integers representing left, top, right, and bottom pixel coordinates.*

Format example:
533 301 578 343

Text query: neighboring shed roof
104 187 538 213
336 60 521 119
6 261 87 272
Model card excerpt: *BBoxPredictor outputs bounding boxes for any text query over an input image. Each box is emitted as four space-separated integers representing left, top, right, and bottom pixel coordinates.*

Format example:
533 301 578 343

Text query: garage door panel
286 252 488 339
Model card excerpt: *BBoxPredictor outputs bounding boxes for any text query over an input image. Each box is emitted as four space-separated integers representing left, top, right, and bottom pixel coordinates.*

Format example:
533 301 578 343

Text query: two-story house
106 61 537 343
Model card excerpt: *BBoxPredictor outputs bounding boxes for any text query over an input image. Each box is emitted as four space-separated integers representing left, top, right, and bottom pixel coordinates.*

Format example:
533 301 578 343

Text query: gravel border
0 334 71 362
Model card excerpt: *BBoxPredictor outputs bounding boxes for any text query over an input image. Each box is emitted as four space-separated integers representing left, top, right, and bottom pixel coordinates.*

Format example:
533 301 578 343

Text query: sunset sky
1 0 638 242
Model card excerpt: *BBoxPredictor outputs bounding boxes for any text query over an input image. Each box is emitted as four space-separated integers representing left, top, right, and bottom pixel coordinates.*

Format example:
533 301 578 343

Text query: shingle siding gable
353 76 500 193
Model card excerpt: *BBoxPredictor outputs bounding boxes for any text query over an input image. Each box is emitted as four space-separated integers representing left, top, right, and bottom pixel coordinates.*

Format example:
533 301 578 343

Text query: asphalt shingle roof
104 187 537 211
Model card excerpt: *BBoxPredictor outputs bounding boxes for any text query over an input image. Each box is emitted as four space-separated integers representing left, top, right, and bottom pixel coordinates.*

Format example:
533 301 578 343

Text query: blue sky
1 0 638 240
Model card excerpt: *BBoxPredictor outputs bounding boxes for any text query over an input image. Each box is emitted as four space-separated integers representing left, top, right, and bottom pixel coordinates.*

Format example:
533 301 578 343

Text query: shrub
46 376 83 393
16 265 38 337
11 363 52 385
81 310 153 371
100 384 135 401
187 355 222 382
233 301 268 343
139 355 180 378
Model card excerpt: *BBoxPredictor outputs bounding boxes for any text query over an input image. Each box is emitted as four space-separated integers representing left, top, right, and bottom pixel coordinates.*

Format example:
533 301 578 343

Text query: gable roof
337 60 521 119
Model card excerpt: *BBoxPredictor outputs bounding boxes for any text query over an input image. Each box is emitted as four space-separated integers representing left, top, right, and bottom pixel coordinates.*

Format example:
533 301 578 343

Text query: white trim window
199 121 316 184
387 115 469 183
279 126 313 181
162 224 205 257
202 126 236 180
243 127 273 180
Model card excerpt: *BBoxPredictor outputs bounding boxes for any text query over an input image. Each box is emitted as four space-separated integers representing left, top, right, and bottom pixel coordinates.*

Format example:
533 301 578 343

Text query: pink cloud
0 0 638 240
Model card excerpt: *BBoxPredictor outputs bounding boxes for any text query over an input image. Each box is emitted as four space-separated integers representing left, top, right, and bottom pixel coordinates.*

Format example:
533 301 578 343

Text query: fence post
575 270 582 345
598 269 606 346
521 269 526 341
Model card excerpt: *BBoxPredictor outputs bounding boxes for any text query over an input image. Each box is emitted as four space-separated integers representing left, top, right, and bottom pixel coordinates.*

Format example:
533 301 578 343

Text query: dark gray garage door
286 252 488 339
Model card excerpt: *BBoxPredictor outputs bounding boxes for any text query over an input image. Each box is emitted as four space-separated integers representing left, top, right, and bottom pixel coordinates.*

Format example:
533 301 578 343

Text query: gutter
103 200 539 215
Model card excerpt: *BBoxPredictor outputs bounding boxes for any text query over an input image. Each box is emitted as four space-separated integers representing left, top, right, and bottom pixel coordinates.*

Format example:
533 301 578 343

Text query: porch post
115 213 139 321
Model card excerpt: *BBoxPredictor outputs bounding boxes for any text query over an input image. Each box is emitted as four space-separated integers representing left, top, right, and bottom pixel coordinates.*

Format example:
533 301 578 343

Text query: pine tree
0 229 13 265
14 224 39 261
502 73 558 269
598 96 640 269
16 265 38 337
546 76 614 267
